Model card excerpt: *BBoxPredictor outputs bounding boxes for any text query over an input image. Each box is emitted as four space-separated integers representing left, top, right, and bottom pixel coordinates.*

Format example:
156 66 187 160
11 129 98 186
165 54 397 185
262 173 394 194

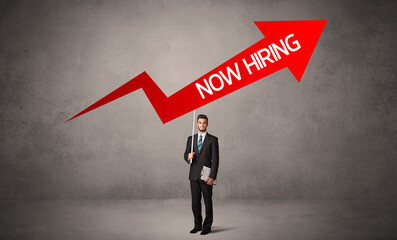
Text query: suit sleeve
184 136 196 164
209 137 219 180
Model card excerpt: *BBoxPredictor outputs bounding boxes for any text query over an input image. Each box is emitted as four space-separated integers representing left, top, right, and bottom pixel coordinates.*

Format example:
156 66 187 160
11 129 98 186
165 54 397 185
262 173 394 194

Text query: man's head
197 114 208 133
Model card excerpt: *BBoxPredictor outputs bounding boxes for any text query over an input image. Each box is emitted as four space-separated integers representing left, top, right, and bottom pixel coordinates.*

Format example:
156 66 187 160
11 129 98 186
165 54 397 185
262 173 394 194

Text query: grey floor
1 199 396 240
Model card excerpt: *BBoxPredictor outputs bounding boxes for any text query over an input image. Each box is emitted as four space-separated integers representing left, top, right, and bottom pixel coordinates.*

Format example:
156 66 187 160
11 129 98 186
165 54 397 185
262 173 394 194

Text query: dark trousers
190 179 213 229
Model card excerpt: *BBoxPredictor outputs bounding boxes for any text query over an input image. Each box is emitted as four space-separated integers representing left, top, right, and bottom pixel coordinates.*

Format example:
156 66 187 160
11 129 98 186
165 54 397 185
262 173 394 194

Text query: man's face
197 118 208 132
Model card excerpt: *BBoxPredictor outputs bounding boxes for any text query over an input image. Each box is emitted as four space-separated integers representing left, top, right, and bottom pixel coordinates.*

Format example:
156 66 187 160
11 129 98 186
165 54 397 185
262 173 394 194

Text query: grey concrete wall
0 0 395 199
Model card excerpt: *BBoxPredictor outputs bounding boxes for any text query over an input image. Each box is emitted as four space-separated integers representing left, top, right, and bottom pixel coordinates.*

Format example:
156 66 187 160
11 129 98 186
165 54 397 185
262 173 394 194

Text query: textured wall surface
0 0 396 199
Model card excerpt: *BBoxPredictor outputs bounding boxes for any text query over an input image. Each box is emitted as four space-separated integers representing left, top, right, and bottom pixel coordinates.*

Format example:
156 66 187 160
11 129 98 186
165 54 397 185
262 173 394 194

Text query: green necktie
198 135 203 153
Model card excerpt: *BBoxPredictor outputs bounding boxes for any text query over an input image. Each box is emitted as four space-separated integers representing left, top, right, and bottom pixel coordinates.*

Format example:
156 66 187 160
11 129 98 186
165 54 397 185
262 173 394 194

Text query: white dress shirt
198 132 207 144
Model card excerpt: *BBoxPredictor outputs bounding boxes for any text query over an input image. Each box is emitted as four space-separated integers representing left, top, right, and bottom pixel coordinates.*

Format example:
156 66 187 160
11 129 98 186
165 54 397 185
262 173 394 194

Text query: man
184 114 219 235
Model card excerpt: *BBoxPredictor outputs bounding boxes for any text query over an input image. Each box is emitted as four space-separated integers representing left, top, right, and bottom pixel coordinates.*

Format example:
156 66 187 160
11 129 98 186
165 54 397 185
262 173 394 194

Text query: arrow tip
254 20 327 82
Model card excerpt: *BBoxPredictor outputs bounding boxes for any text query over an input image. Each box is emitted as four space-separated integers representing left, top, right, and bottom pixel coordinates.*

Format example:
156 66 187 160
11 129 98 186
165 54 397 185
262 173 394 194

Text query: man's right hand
188 152 195 161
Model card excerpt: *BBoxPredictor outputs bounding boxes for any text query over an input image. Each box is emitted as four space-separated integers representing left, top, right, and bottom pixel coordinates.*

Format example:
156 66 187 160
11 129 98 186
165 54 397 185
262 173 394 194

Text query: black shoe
200 228 211 235
189 227 202 234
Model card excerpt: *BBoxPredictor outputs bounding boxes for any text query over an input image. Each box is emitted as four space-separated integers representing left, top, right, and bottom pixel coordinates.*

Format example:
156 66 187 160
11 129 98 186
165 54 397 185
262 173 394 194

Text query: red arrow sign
67 20 326 124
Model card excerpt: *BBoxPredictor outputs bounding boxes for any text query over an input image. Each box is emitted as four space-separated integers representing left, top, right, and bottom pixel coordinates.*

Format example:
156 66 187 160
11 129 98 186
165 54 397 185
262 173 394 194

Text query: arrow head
254 20 327 82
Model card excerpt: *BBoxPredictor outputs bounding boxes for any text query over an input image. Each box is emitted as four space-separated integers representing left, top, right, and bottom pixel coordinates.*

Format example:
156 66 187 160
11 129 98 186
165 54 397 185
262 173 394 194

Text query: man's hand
188 152 195 161
205 177 214 185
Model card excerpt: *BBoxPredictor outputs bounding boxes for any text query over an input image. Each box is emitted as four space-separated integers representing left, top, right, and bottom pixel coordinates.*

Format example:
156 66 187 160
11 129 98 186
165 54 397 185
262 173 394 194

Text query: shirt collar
198 132 207 138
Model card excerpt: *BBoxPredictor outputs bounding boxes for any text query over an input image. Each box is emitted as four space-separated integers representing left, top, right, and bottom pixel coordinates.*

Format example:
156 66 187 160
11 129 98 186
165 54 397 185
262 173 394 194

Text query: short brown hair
197 114 208 122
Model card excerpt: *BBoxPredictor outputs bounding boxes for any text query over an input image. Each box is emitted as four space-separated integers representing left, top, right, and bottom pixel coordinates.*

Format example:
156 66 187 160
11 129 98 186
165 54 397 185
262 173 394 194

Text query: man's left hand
205 177 214 185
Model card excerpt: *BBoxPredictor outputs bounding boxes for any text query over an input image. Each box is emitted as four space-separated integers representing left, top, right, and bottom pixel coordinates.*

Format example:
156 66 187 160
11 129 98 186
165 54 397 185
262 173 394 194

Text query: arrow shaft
68 36 296 123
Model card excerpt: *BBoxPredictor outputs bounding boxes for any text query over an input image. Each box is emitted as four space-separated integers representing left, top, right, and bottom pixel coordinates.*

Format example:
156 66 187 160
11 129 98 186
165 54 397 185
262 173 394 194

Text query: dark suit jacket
184 133 219 181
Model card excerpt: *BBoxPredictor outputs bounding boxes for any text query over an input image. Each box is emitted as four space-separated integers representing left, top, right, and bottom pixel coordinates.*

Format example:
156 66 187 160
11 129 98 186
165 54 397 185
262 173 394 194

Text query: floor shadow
211 226 238 233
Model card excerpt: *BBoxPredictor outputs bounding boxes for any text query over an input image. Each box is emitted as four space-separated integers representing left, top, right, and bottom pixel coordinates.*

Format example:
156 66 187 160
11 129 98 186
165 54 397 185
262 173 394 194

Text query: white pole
190 110 196 164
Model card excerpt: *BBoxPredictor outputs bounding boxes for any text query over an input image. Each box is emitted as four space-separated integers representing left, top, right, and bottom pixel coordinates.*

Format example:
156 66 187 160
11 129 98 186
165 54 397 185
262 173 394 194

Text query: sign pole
190 110 196 164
